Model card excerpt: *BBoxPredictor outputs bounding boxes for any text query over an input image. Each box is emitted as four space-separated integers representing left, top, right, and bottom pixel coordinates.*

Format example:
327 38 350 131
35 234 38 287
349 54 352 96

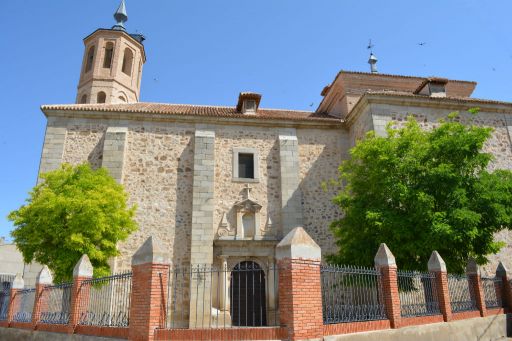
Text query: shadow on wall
173 137 194 268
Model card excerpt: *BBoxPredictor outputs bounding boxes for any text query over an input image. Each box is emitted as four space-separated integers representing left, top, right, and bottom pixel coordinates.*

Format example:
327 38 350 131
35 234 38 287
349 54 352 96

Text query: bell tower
76 0 146 104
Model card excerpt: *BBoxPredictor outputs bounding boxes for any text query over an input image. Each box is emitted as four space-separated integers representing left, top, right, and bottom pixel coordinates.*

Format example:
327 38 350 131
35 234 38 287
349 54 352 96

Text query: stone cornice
346 92 512 127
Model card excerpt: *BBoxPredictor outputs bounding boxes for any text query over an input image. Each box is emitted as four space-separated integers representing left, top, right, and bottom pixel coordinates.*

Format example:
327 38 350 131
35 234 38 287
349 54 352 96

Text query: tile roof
41 102 342 123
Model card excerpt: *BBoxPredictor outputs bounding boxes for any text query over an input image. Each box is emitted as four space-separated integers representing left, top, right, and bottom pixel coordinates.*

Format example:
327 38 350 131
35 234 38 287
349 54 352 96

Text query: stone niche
216 185 276 241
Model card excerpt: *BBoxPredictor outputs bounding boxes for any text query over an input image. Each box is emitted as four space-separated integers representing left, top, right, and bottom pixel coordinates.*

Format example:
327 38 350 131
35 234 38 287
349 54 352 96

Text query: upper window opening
121 48 134 76
80 95 87 104
97 92 106 103
85 46 95 73
103 42 114 69
238 153 255 179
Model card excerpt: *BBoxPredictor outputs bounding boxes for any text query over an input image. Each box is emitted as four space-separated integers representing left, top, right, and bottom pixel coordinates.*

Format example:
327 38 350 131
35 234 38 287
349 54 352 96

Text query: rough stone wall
349 107 374 147
62 123 106 169
298 129 347 257
213 126 280 240
119 123 194 271
367 103 512 275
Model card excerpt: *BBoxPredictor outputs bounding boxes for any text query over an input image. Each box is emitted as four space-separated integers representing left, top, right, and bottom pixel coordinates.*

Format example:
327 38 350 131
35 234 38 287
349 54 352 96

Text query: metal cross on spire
112 0 128 31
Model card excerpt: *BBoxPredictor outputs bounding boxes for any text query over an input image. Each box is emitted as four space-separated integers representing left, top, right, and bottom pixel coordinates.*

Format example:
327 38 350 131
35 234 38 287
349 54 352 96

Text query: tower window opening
85 46 95 73
80 95 87 104
121 48 133 76
103 42 114 69
97 92 107 104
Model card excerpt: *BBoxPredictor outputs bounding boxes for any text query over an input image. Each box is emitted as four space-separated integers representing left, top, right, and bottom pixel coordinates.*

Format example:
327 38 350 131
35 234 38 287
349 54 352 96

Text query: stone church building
34 1 512 321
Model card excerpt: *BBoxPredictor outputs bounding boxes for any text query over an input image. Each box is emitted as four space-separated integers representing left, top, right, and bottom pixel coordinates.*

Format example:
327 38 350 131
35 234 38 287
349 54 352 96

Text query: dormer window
236 92 262 114
414 78 448 98
244 100 257 113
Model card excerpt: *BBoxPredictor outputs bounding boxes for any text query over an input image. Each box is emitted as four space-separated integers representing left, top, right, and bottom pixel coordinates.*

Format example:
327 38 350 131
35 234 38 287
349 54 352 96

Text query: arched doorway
230 261 267 326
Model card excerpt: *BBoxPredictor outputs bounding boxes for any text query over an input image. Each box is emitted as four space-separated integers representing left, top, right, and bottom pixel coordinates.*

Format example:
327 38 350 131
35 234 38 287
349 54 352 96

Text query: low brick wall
452 310 481 321
400 314 444 328
323 320 391 336
0 327 126 341
154 327 288 340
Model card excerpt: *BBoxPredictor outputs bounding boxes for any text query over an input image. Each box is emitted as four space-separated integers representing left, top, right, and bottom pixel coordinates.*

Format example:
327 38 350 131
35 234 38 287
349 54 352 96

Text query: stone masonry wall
213 126 281 240
58 117 345 269
298 129 347 257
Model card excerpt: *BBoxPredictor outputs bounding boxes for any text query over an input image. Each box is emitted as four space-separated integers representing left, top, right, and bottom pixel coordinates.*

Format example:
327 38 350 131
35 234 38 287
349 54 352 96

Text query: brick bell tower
76 0 146 104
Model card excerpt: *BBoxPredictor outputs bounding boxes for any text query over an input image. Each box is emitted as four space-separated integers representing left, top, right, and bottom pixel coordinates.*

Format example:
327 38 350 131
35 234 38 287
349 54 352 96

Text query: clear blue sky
0 1 511 240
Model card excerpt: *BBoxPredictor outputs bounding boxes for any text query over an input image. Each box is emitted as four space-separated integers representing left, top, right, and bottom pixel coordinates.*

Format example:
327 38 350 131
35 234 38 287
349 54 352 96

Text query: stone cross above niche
216 184 276 240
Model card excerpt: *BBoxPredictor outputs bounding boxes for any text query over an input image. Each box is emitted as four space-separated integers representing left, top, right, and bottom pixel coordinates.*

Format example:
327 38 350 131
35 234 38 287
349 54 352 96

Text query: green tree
9 163 137 283
328 113 512 273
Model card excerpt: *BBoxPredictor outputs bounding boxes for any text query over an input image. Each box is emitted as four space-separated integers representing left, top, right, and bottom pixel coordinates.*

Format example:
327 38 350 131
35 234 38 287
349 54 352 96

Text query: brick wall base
400 314 444 328
323 319 391 336
74 325 129 339
154 327 288 340
451 310 481 321
35 323 69 334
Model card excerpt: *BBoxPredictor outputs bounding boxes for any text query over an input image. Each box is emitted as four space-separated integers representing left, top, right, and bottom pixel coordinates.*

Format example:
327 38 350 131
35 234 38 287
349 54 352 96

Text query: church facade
38 2 512 289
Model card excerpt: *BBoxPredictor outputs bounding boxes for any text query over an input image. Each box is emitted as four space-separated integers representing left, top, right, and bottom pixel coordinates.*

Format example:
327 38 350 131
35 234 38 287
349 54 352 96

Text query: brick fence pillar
428 251 452 322
276 227 323 341
69 254 93 331
496 262 510 311
32 266 53 328
467 258 487 317
374 243 401 328
128 236 170 341
7 273 24 323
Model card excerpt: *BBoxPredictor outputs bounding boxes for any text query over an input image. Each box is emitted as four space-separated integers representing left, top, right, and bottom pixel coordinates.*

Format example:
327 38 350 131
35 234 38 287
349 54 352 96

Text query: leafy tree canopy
328 113 512 273
9 163 137 283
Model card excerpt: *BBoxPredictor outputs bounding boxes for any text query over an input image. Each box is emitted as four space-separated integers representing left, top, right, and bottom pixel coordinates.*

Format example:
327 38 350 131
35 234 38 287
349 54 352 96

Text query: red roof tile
41 102 341 123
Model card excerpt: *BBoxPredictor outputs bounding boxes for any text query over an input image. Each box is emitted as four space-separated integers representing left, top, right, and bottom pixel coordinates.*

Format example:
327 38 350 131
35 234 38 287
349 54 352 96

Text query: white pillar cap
374 243 396 267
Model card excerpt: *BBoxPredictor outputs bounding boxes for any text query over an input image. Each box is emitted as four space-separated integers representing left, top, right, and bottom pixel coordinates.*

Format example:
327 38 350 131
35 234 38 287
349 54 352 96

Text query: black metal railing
12 288 36 323
0 274 15 321
482 276 502 309
321 264 386 324
39 282 73 324
447 274 477 313
397 271 440 317
77 272 132 327
163 262 279 329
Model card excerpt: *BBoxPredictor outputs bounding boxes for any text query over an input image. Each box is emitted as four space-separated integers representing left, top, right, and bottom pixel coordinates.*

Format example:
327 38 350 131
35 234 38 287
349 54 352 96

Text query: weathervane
367 39 378 74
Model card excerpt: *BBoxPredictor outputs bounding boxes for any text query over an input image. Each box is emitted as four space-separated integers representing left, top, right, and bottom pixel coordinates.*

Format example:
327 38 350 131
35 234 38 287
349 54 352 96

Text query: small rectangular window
238 153 254 179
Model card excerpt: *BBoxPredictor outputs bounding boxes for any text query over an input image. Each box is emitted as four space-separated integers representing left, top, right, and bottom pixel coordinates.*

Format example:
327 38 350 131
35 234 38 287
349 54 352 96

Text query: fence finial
12 273 24 289
36 265 53 285
374 243 396 267
466 258 479 275
276 226 321 261
496 261 508 277
73 254 94 277
132 235 170 266
428 251 446 272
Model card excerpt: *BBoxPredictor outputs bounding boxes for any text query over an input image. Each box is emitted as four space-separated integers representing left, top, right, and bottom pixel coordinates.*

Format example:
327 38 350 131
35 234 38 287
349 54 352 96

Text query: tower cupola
76 0 146 104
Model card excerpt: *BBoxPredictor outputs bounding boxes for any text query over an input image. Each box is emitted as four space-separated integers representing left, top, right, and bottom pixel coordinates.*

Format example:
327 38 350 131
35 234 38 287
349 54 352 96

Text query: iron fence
321 264 386 324
482 277 502 309
39 282 73 324
12 288 36 323
397 270 440 317
163 262 279 329
447 274 477 313
0 274 15 321
77 272 132 327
